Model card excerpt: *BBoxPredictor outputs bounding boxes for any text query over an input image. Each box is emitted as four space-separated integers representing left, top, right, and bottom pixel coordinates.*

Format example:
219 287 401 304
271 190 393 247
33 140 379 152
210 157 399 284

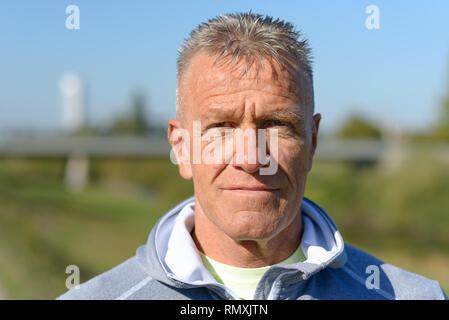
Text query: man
58 12 447 300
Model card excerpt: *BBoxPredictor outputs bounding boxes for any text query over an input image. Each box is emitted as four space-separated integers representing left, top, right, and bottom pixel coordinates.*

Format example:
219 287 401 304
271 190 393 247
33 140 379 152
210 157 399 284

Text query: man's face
169 52 320 241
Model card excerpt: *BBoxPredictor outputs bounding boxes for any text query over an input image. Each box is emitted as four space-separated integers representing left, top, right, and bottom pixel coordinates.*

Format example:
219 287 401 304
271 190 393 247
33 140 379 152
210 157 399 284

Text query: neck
192 198 303 268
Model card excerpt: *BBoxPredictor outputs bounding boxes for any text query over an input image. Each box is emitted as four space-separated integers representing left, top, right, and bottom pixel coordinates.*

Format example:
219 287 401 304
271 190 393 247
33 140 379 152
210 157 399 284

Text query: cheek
191 164 213 184
191 162 226 193
189 132 228 180
276 140 310 182
278 137 309 164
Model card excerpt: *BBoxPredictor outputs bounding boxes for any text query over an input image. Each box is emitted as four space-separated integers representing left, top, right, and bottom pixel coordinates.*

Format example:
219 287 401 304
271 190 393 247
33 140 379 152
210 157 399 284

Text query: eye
264 120 288 128
209 122 234 128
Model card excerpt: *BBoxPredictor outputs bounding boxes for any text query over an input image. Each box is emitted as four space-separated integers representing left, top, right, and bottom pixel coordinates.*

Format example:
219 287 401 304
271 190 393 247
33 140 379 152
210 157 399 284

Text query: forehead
180 51 306 111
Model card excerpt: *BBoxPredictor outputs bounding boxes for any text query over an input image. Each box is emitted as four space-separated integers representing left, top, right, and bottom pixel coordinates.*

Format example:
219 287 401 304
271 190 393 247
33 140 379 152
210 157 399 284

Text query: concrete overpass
0 135 387 162
1 135 447 190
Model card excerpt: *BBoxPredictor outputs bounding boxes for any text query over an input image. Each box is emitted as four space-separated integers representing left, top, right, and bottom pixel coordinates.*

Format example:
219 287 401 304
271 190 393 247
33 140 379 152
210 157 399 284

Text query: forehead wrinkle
194 86 306 126
200 105 243 120
199 99 305 128
195 87 301 113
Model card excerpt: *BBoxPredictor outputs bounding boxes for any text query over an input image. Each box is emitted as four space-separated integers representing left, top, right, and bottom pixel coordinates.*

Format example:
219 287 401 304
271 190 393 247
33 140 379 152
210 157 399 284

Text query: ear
311 113 321 152
167 118 193 180
307 113 321 170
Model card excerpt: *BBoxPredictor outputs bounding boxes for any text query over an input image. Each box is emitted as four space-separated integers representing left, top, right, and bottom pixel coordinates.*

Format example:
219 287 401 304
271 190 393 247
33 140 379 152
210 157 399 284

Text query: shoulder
341 244 447 300
57 256 153 300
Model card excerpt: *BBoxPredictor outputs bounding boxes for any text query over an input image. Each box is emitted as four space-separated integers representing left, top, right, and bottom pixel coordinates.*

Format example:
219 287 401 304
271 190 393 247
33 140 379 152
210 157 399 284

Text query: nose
232 128 268 174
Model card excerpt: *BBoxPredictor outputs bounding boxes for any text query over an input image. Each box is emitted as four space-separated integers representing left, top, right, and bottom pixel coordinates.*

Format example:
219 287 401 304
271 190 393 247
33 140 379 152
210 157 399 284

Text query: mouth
221 186 279 193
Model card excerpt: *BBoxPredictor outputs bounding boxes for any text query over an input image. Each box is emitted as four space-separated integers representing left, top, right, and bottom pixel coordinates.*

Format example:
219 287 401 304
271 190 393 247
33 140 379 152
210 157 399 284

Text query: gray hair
176 12 314 121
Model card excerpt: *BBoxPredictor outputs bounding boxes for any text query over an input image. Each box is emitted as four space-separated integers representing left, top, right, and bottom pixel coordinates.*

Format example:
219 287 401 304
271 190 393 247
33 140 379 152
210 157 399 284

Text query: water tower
59 73 89 191
59 72 86 132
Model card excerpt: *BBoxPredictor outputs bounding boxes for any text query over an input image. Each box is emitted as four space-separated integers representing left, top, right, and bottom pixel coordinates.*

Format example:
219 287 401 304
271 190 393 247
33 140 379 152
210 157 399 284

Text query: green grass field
0 155 448 299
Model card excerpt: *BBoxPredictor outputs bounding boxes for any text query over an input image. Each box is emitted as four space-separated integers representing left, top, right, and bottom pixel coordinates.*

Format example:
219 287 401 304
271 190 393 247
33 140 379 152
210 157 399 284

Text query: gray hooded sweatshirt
58 196 447 300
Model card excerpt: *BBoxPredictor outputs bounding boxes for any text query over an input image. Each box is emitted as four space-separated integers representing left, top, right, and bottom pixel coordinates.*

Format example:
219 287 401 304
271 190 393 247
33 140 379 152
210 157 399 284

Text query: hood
136 196 346 296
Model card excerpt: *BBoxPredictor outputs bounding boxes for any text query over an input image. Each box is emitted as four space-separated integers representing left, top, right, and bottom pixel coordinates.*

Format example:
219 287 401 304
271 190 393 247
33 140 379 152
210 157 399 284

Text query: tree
433 87 449 141
337 114 382 140
108 92 150 135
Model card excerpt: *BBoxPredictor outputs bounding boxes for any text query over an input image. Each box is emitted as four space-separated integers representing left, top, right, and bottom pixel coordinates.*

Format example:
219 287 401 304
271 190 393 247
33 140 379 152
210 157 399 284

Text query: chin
220 212 281 241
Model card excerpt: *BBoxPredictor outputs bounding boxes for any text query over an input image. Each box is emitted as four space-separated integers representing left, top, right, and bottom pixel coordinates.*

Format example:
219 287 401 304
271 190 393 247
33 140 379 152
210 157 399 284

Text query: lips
221 185 279 191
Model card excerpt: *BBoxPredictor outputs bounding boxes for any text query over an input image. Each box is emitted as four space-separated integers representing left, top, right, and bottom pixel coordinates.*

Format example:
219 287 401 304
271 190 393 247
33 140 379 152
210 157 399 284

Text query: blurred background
1 0 449 299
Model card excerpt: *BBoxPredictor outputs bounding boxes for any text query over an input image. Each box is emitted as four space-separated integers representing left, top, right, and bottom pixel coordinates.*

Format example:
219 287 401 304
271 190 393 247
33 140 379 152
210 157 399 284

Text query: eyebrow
258 109 304 125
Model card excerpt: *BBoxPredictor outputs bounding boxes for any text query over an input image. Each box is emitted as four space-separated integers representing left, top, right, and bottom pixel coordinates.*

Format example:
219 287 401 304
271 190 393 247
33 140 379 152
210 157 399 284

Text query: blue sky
1 0 449 134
